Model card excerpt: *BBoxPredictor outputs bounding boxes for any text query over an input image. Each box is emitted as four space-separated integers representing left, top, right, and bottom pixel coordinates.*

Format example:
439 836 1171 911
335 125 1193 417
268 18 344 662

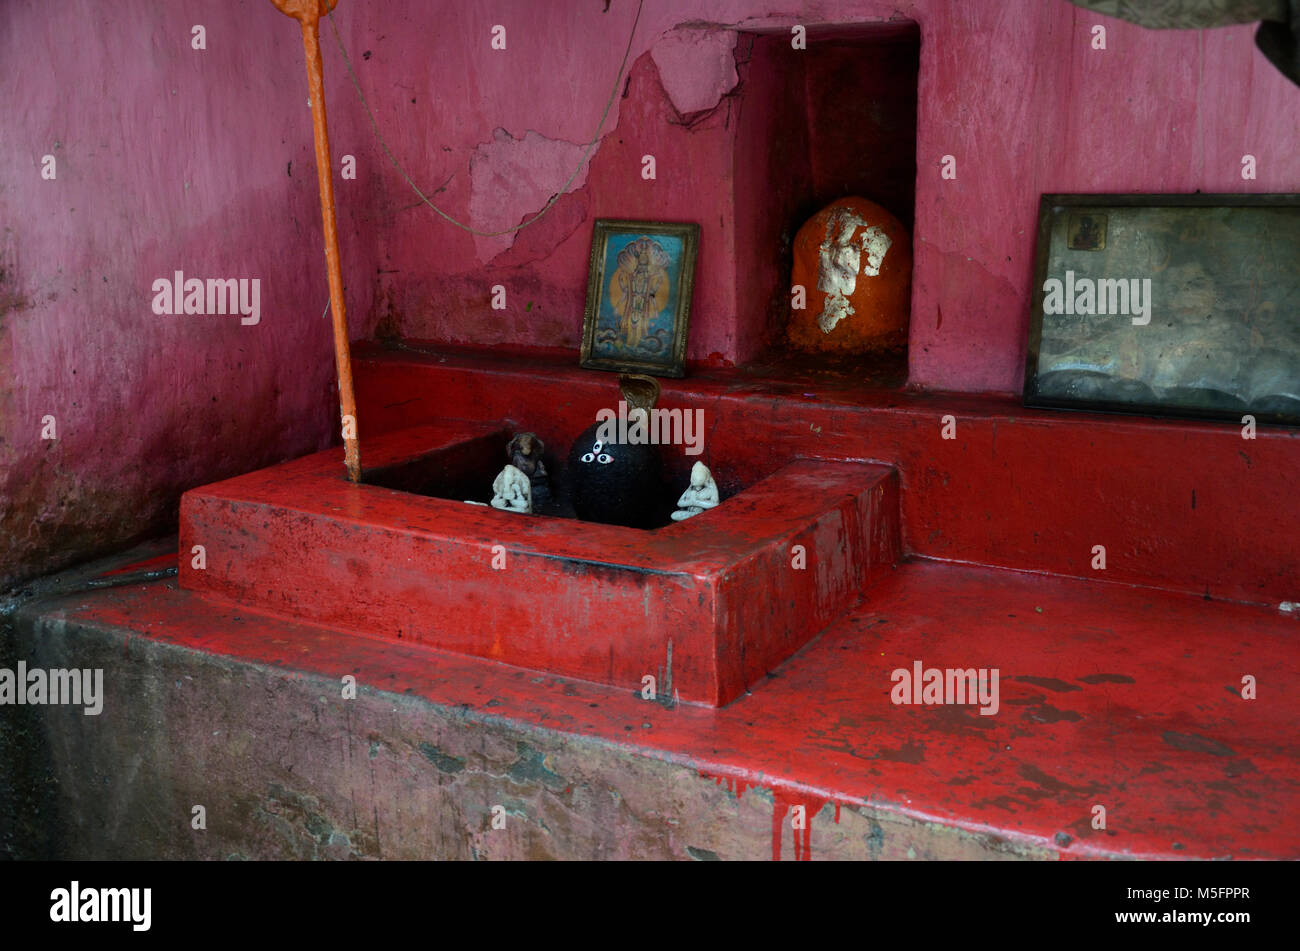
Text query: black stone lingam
567 374 661 528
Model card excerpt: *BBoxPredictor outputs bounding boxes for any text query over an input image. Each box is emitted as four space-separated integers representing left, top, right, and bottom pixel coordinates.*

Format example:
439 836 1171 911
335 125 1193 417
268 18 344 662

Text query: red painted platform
113 346 1296 858
179 422 899 706
56 555 1300 860
354 344 1300 607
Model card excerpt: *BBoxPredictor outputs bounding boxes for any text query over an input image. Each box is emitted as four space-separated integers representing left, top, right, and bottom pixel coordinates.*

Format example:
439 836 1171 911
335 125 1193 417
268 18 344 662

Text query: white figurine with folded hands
671 462 719 521
491 464 532 513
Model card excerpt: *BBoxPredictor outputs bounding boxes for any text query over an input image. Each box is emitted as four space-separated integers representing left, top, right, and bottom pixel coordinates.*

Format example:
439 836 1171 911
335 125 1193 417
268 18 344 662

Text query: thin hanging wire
325 0 645 238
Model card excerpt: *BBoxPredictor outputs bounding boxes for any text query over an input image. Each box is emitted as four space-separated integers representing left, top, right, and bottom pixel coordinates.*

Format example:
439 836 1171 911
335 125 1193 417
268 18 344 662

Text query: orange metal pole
272 0 360 482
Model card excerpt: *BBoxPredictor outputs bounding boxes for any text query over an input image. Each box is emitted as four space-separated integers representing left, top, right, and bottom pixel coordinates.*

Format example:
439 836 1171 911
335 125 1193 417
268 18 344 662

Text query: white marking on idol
816 211 866 298
817 294 855 333
580 442 612 465
860 226 892 276
815 210 890 332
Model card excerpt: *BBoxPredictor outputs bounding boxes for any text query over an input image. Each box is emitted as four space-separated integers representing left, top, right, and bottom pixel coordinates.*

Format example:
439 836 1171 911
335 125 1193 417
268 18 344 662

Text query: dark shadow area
734 22 920 376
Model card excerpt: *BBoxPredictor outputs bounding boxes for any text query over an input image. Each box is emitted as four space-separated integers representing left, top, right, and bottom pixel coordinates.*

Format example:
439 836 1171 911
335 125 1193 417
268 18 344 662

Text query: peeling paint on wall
650 27 740 118
468 128 593 262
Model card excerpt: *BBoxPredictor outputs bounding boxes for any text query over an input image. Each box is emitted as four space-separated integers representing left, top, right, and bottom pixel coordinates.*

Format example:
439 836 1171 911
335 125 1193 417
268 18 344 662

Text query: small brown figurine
507 432 550 503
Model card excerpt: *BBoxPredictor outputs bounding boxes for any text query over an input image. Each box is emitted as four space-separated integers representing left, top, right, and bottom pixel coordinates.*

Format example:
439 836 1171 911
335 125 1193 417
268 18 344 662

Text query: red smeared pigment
99 551 179 576
772 791 829 861
699 770 751 802
772 799 789 862
179 421 898 707
356 347 1300 607
701 770 845 859
54 560 1300 860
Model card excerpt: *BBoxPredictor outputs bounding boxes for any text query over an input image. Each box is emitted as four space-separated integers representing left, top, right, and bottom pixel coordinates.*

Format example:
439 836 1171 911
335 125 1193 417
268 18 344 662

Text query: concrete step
7 553 1295 860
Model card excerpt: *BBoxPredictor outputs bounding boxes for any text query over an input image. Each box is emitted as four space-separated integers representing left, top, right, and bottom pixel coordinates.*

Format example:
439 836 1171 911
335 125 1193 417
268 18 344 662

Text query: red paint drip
700 771 846 860
699 770 750 802
771 800 789 861
771 790 828 861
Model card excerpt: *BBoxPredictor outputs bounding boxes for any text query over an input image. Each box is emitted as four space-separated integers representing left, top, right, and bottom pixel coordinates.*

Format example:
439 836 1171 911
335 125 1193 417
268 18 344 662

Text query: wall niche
733 22 919 381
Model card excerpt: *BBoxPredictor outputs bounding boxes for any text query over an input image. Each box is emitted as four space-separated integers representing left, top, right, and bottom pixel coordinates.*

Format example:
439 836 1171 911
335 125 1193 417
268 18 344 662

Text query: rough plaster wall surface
909 3 1299 392
650 27 741 116
328 0 1297 384
462 26 737 263
0 0 377 587
468 129 591 262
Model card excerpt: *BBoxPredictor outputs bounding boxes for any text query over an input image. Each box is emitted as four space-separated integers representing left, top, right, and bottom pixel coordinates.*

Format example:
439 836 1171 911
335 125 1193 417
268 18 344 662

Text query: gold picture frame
580 219 700 378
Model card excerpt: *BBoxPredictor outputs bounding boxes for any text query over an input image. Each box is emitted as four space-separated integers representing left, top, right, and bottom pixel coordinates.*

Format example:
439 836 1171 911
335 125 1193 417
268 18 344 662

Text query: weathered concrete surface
1 538 178 860
3 579 1043 861
0 612 60 862
0 0 374 589
5 536 1297 861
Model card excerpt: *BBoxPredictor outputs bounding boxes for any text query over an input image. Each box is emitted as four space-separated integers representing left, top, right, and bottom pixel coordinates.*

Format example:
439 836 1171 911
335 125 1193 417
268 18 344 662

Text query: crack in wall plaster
465 26 740 265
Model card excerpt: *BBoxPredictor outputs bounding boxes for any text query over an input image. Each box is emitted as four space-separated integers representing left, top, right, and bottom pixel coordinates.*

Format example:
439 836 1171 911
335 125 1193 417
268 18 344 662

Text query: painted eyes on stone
580 441 613 465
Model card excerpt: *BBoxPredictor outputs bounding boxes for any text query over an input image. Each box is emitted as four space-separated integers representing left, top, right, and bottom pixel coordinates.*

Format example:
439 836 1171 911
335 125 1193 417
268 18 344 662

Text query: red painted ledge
53 552 1300 861
352 344 1300 608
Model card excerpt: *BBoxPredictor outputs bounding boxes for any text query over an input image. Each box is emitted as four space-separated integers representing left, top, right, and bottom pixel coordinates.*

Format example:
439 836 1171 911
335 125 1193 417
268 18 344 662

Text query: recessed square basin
179 421 899 706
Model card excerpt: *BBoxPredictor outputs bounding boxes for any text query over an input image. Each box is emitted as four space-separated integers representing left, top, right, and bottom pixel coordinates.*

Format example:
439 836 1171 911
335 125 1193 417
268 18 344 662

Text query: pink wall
2 0 1297 585
0 0 375 585
338 0 1298 382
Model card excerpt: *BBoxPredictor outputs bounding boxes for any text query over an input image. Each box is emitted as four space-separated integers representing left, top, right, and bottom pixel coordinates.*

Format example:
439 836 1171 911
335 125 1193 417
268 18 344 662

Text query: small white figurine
671 461 719 521
490 464 532 513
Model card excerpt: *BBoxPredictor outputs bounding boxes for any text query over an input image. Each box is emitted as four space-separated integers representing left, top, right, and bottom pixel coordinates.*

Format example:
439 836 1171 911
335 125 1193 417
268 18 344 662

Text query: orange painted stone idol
788 196 912 354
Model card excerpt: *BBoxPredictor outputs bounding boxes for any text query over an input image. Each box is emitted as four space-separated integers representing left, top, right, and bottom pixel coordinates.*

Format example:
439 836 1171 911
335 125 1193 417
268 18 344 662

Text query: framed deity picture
1025 193 1300 425
580 219 700 378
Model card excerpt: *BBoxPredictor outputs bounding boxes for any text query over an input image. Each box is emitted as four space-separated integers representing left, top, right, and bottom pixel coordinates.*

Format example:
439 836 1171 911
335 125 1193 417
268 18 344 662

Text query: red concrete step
22 554 1296 860
179 422 899 706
